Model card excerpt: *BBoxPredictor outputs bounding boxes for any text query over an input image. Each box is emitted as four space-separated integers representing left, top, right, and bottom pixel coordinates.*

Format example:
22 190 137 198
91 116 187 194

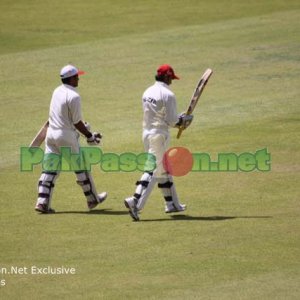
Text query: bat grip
176 127 184 139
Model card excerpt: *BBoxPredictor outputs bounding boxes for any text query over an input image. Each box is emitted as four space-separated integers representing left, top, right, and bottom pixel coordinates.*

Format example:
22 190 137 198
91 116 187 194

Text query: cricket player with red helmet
124 64 193 221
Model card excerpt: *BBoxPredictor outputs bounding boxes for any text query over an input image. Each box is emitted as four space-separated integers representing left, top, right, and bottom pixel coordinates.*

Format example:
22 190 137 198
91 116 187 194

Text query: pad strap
158 181 173 188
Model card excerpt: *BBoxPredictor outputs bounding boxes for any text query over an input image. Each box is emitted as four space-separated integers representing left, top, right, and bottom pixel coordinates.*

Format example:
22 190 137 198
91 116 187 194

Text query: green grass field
0 1 300 299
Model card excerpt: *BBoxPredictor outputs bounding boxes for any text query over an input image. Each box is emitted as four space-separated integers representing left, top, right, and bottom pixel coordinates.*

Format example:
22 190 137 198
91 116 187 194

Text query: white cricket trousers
134 132 181 211
36 128 99 208
45 128 80 154
143 132 169 179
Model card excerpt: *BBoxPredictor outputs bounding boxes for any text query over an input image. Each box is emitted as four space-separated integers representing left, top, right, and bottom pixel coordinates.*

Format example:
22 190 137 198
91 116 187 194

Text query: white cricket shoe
165 203 186 213
124 197 140 221
87 192 108 210
35 203 55 214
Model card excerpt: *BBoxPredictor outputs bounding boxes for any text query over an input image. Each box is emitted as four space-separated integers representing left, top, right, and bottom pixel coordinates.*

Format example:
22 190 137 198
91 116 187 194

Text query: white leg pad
36 171 59 209
76 171 99 203
157 175 181 209
134 172 157 211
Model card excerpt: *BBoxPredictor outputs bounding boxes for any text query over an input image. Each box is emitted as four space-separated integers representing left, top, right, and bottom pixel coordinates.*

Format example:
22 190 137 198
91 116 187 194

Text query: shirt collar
155 81 170 89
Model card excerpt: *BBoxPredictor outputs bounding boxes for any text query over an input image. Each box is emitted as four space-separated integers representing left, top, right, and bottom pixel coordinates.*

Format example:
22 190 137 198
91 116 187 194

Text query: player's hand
86 132 102 145
178 113 193 129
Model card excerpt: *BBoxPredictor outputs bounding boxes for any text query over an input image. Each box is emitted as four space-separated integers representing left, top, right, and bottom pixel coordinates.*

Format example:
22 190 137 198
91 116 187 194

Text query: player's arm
165 96 180 127
74 121 92 138
165 96 193 129
74 120 102 145
69 97 101 145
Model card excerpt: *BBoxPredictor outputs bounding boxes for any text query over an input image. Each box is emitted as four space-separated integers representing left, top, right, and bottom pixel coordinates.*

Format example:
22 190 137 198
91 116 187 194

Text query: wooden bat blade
186 68 213 115
177 68 213 139
29 121 49 147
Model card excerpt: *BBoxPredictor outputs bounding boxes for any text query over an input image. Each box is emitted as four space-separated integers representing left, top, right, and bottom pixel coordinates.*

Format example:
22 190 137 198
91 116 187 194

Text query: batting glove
87 132 102 145
177 113 194 129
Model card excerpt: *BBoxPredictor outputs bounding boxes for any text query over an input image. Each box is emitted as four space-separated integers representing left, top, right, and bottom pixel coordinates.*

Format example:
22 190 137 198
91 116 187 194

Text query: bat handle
176 127 184 139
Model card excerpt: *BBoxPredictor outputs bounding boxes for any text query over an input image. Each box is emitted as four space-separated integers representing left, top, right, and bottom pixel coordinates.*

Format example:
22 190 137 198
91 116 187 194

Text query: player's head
60 65 85 87
155 64 179 85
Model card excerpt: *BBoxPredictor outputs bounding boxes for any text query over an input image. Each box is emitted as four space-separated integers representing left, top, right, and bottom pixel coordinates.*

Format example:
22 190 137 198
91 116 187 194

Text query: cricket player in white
124 64 193 221
35 65 107 213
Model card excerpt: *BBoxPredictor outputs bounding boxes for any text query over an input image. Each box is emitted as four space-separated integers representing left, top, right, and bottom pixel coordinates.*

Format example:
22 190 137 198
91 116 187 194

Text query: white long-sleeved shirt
48 84 82 131
142 81 179 135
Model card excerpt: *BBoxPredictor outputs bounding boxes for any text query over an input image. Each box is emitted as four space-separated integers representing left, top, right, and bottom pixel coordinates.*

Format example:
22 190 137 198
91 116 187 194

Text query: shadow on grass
38 210 273 221
53 209 128 215
140 215 273 222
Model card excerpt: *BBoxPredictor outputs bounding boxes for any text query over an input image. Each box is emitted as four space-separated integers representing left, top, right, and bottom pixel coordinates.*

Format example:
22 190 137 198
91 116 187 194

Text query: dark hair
61 77 72 84
155 74 166 82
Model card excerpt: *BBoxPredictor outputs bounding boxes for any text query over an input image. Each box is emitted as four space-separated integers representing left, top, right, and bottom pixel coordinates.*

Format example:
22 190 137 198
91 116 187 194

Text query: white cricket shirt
48 84 82 131
142 81 179 135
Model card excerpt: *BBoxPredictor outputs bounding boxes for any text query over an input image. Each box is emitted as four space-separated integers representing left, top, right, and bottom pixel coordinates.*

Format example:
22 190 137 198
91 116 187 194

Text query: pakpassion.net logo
20 147 271 176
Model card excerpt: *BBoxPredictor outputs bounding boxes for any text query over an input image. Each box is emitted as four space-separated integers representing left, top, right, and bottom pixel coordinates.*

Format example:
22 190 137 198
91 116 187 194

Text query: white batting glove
178 113 194 129
87 132 102 145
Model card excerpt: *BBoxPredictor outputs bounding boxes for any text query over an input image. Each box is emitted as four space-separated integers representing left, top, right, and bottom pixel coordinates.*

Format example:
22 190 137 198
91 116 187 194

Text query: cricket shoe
165 203 186 214
87 192 108 210
35 203 55 214
124 197 140 221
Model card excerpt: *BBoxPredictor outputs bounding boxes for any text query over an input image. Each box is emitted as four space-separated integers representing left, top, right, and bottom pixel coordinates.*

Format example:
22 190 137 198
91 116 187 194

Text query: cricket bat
29 121 49 147
177 68 213 139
